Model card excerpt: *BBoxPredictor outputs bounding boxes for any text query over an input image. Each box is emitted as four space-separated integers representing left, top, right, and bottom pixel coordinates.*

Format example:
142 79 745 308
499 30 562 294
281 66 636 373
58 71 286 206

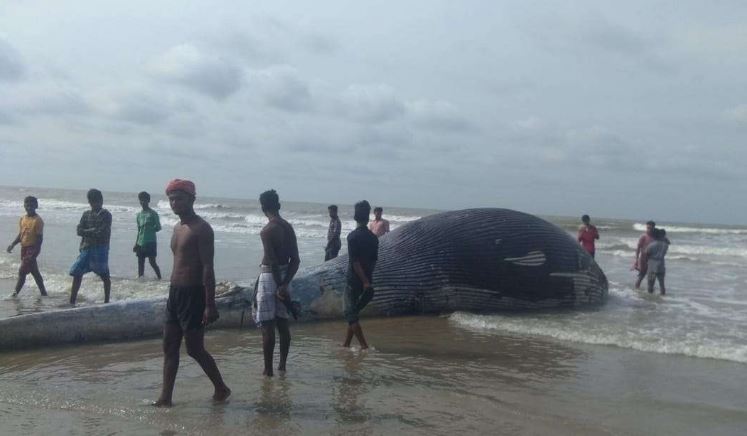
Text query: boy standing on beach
577 214 600 258
133 191 162 279
69 189 112 305
368 206 390 237
325 205 341 261
6 196 48 297
154 179 231 407
343 200 378 350
255 189 300 377
646 229 669 295
634 220 656 289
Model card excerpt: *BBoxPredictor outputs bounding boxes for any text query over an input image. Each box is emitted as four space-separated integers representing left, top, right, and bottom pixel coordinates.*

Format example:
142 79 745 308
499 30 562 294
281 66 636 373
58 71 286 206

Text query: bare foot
213 387 231 402
152 399 173 408
263 369 274 377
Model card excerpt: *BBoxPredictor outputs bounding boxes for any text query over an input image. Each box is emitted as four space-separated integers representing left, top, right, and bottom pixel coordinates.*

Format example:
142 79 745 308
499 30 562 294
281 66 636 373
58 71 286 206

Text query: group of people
577 215 669 294
5 180 385 407
324 204 389 261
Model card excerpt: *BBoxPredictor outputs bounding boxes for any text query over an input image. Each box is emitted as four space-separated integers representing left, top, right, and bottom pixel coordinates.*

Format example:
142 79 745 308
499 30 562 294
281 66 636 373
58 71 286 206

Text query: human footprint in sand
153 179 230 407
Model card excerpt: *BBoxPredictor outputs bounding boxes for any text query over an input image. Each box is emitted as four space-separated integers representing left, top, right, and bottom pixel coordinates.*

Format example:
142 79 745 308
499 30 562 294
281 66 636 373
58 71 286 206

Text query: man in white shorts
254 189 300 377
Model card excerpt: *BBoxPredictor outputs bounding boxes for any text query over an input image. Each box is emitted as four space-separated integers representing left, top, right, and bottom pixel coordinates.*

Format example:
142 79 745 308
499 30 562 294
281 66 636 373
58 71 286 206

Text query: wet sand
1 315 745 435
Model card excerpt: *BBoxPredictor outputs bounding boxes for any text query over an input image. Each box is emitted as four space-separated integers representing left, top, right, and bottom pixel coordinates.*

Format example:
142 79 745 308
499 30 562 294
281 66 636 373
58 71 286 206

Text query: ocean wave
449 312 747 364
633 223 747 235
0 198 140 214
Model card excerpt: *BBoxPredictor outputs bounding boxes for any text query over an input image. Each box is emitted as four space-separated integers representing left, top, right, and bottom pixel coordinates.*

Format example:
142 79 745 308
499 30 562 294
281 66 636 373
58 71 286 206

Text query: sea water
1 185 746 434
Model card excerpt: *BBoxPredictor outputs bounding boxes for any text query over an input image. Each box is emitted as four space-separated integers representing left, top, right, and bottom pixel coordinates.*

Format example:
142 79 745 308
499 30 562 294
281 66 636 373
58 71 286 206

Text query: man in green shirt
133 191 162 279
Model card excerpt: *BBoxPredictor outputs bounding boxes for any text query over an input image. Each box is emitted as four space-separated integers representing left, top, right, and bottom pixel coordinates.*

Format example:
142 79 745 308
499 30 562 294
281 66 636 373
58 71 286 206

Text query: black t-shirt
347 225 379 289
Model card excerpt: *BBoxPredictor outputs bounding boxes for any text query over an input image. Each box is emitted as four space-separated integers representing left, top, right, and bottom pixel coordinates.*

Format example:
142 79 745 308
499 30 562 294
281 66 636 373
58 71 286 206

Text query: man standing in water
646 228 669 295
69 189 112 305
368 206 390 237
133 191 162 279
6 196 47 297
154 179 231 407
634 220 656 289
577 214 600 258
325 204 342 261
343 200 378 350
255 189 300 376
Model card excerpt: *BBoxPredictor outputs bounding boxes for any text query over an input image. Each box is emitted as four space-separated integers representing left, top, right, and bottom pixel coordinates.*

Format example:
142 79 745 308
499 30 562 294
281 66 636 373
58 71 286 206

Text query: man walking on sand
368 207 390 237
343 200 379 350
7 196 48 297
255 189 300 377
69 189 112 305
153 179 231 407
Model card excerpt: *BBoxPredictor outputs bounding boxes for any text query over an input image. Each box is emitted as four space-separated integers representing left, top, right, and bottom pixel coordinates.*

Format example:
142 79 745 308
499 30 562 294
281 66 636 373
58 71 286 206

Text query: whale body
0 208 607 350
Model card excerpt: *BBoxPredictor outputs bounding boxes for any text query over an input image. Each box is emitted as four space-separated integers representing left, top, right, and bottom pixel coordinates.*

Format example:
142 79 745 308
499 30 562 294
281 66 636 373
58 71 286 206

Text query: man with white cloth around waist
255 189 300 377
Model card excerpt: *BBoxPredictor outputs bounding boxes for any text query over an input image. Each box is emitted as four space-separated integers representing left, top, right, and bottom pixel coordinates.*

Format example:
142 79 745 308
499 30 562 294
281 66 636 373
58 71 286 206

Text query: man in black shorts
342 200 378 350
153 179 230 407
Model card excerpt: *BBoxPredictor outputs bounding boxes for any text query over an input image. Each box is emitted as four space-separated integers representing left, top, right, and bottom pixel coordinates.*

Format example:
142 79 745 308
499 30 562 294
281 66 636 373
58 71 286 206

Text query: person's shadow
332 351 370 427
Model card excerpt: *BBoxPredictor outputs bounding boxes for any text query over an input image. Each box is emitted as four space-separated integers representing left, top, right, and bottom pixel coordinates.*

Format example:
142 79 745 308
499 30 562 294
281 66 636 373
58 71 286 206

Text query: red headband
165 179 196 196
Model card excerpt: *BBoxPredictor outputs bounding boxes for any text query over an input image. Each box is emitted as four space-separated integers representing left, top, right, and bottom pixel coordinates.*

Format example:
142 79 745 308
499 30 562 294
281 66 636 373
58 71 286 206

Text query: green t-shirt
136 209 161 246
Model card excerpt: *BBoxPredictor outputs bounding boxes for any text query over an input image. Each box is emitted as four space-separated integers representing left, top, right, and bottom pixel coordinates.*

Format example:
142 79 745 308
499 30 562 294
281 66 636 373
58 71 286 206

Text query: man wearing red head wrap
153 179 231 407
165 179 196 197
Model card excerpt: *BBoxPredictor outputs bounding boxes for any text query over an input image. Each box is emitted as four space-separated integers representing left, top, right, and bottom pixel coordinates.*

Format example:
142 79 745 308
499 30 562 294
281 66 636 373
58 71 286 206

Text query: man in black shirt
343 200 378 349
325 205 341 261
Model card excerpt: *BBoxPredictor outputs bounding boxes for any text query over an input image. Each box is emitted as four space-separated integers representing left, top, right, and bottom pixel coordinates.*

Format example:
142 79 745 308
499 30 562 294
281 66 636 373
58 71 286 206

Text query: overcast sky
1 1 746 224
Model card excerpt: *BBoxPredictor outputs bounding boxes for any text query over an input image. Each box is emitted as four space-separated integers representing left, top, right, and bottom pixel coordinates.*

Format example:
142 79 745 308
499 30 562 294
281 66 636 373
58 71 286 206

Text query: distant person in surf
133 191 162 279
154 179 231 407
343 200 379 350
633 220 656 289
646 228 669 295
368 206 390 237
6 196 48 297
69 189 112 305
254 189 300 377
325 204 342 261
577 214 600 258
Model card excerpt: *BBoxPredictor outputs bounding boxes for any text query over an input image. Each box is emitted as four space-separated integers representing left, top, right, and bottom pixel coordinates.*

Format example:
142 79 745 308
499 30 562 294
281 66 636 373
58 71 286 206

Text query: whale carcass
0 208 607 350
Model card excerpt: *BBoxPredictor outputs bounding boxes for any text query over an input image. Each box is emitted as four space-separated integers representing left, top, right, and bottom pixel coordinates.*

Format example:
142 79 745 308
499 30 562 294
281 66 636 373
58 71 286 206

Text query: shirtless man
154 179 230 407
255 189 300 377
368 207 390 237
634 220 656 289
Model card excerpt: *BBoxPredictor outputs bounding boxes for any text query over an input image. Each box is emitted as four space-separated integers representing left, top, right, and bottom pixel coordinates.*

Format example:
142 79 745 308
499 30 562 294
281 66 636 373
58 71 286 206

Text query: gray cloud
407 100 472 133
149 44 244 99
725 104 747 125
250 66 313 112
0 38 24 81
338 84 406 123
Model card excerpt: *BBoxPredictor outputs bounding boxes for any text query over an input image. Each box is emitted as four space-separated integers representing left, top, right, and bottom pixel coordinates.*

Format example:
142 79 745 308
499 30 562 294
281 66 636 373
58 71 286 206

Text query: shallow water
1 317 746 435
2 185 747 434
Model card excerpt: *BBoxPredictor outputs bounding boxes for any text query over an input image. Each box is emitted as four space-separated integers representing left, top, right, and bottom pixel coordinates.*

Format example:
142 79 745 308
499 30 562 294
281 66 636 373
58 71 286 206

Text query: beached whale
0 208 607 350
297 208 608 318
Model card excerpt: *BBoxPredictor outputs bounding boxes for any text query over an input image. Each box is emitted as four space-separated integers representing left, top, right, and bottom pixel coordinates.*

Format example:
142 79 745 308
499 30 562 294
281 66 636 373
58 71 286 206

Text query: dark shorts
165 285 205 331
344 284 375 324
69 246 110 277
325 239 341 261
135 242 157 258
19 245 39 275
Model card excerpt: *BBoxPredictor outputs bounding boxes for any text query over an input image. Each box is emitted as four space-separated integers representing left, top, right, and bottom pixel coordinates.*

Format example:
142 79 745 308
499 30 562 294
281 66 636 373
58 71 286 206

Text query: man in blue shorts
69 189 112 305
